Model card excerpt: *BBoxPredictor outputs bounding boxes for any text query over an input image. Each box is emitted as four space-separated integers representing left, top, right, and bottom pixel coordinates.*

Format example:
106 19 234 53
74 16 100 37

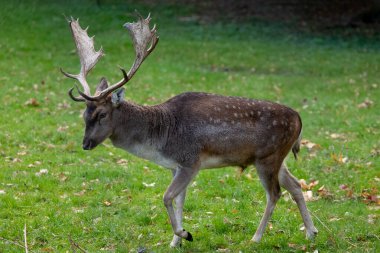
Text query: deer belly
126 143 178 169
200 156 229 169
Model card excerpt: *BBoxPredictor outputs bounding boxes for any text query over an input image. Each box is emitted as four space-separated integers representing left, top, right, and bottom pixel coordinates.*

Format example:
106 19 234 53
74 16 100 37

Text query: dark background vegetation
98 0 380 31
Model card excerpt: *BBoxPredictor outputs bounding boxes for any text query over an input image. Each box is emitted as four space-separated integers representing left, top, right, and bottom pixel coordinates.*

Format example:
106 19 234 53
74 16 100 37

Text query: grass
0 0 379 252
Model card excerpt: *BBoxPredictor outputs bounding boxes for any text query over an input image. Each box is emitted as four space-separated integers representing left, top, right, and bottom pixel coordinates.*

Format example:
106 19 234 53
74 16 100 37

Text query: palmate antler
61 14 159 102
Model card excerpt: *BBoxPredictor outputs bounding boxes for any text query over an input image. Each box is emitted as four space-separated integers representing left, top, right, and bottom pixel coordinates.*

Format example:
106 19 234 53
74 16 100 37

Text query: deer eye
98 113 107 119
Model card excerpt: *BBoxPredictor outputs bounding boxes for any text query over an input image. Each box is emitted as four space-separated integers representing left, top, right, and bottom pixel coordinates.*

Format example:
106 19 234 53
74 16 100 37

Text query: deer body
109 92 301 171
61 15 317 247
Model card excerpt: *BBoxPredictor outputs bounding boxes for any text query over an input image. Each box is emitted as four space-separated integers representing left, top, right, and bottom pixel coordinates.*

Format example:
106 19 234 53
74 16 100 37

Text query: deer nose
82 138 93 150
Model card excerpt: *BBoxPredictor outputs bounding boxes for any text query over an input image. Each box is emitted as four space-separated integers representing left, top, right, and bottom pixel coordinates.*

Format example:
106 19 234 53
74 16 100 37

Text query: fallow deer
60 14 318 247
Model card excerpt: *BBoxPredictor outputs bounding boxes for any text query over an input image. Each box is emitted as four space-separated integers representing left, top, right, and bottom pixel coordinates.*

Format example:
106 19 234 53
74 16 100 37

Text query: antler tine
68 87 86 102
60 18 104 101
79 14 159 101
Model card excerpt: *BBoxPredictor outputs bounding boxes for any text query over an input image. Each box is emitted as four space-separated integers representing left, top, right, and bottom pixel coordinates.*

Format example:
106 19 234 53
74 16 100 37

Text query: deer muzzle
82 138 96 150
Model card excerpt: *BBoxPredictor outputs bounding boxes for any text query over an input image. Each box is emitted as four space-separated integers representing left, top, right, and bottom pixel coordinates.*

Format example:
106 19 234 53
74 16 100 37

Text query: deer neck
109 100 173 151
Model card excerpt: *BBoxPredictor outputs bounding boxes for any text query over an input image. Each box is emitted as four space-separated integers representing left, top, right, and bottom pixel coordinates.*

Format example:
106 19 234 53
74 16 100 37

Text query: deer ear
111 88 125 107
96 77 109 93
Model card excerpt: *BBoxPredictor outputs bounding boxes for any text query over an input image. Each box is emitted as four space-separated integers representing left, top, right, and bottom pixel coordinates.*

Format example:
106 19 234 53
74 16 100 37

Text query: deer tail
292 115 303 160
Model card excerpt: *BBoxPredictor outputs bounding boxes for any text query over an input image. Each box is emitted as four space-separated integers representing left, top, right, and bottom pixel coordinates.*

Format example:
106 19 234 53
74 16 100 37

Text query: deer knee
163 194 174 207
266 183 281 203
272 187 282 201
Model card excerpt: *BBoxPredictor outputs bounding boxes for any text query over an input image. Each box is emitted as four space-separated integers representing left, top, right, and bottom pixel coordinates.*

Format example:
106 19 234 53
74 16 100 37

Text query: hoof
185 231 193 242
306 227 318 240
170 236 182 248
251 236 261 243
169 242 182 248
251 232 262 243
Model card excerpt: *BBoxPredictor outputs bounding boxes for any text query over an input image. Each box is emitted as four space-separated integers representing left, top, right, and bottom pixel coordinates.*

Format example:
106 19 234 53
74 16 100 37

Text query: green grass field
0 0 379 252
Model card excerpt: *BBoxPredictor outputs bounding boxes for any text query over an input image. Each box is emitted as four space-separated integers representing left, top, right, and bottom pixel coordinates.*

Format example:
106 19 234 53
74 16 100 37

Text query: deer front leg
169 189 187 247
163 166 198 246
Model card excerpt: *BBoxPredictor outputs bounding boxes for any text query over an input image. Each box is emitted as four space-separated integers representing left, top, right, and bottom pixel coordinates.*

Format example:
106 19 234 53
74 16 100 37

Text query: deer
60 14 318 248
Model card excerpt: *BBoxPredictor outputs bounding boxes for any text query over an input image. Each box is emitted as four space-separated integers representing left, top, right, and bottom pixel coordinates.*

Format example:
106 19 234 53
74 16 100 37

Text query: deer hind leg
163 166 199 246
279 164 318 240
251 158 282 243
169 169 188 248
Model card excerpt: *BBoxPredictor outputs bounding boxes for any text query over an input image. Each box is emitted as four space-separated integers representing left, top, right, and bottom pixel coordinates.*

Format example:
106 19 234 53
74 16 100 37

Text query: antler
61 18 105 101
65 14 159 102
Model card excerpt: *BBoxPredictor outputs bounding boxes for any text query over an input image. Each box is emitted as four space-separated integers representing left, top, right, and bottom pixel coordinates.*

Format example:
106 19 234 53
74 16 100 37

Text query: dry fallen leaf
303 190 318 202
72 208 84 213
116 159 128 165
367 214 376 224
17 151 27 156
58 173 68 182
57 125 69 132
93 217 102 224
329 217 342 222
339 184 348 190
357 98 374 109
317 185 333 199
331 153 348 164
282 190 292 202
142 182 155 188
57 101 71 110
223 217 232 224
35 169 48 177
25 98 40 107
299 179 319 190
216 248 230 253
371 149 380 157
10 157 22 163
301 139 321 151
329 133 346 140
245 172 253 180
103 200 112 206
361 188 380 205
309 180 319 189
368 206 380 211
339 184 355 198
74 190 86 196
299 179 309 190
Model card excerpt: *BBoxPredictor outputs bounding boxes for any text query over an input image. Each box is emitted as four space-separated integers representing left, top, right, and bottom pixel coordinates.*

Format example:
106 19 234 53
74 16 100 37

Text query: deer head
61 15 158 149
